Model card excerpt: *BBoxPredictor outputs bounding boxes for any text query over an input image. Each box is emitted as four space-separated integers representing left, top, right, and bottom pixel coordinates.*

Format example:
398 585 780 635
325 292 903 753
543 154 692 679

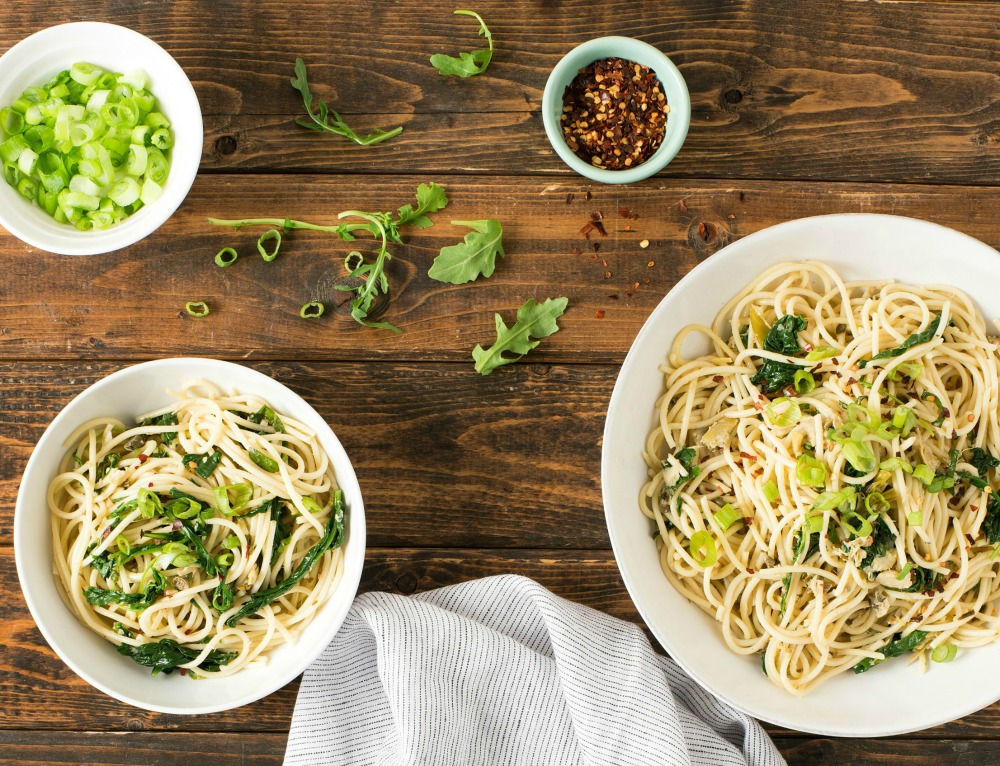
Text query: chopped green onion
812 486 857 513
880 457 912 474
913 464 934 485
764 397 802 428
185 301 210 317
688 531 717 567
907 511 923 526
215 247 238 268
805 346 838 362
224 535 241 550
172 553 199 568
841 439 877 474
889 362 923 381
864 492 890 514
300 301 324 319
796 454 827 487
115 535 131 555
139 177 163 204
762 480 780 503
249 449 280 473
892 406 916 437
805 514 824 534
257 229 282 261
214 552 235 568
897 562 913 580
846 403 879 430
712 503 741 532
793 370 816 395
70 62 102 86
213 483 253 516
842 512 873 539
108 176 140 206
931 644 957 663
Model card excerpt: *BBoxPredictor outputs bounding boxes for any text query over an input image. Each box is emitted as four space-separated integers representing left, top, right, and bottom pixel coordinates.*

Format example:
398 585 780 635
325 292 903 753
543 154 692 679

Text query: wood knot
723 89 744 104
688 219 733 255
394 572 418 594
214 135 238 155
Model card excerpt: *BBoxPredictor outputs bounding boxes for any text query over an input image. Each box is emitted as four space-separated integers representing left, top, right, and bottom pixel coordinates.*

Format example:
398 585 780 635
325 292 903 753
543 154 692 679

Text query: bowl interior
14 358 365 714
0 22 202 255
602 213 1000 737
542 36 691 184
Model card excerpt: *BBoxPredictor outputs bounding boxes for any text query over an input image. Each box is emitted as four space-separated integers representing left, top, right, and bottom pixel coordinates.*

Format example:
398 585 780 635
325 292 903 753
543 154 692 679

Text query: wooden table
3 1 1000 763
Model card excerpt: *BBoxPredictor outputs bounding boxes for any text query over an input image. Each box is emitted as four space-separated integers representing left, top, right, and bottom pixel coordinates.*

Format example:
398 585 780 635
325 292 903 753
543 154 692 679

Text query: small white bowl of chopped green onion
0 22 201 255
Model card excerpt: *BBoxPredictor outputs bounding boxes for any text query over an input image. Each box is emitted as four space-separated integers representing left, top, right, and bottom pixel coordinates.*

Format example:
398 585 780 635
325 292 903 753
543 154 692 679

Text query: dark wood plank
5 175 1000 362
5 1 1000 184
0 732 286 765
5 545 1000 740
0 361 611 549
0 547 625 732
4 731 1000 766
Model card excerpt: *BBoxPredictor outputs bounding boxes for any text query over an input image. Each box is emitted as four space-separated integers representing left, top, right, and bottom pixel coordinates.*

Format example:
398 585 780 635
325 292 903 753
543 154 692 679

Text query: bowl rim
541 36 691 185
13 357 366 713
0 21 202 255
601 213 1000 736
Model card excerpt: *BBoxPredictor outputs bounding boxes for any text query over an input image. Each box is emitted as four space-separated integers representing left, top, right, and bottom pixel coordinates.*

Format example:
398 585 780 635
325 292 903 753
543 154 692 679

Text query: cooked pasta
49 380 345 677
641 261 1000 694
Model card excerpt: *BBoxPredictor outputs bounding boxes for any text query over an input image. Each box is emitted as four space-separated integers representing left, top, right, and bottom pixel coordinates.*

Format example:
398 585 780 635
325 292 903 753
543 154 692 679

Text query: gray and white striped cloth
284 574 786 766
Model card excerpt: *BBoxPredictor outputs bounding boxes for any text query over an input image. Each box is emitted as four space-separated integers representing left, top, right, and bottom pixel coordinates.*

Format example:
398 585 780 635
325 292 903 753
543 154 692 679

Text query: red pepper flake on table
560 57 669 170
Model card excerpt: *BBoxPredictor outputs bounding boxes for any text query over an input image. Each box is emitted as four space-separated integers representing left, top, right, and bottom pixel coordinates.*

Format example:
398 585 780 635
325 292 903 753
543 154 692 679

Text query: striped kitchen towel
284 574 786 766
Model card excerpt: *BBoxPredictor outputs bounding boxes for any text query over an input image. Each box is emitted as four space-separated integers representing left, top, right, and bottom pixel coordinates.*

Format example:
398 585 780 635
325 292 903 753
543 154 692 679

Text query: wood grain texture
5 732 1000 766
4 175 1000 362
5 545 1000 741
0 361 611 549
4 1 1000 184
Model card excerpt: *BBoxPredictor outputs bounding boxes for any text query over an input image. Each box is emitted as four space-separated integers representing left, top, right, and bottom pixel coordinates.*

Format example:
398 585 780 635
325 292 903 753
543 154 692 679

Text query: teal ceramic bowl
542 37 690 184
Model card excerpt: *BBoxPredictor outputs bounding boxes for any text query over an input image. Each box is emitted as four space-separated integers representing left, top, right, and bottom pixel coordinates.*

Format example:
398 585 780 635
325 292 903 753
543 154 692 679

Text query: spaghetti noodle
49 380 345 677
641 261 1000 694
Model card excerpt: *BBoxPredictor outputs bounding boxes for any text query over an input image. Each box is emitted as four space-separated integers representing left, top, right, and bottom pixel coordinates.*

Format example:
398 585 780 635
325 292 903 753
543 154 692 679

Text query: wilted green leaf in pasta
428 219 504 284
472 297 568 375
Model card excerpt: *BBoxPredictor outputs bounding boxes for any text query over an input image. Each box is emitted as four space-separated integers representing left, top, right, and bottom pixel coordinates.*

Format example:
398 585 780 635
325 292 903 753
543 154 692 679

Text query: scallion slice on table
214 247 238 267
185 301 210 317
0 62 173 230
300 301 324 318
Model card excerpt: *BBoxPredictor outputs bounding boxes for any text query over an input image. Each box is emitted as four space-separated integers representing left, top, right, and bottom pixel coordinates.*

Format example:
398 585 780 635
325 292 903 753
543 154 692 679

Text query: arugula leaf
472 297 568 375
248 405 286 434
984 493 1000 545
85 568 167 611
428 219 504 284
969 447 1000 479
137 412 179 445
852 630 928 673
181 451 222 479
290 58 402 146
116 638 238 675
227 491 346 626
209 184 449 332
859 517 896 570
861 313 945 367
749 314 806 394
396 182 449 230
430 10 494 77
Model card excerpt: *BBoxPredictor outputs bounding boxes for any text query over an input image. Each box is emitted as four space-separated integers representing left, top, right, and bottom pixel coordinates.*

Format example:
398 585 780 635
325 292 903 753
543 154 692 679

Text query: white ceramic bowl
15 358 366 713
0 22 202 255
602 214 1000 737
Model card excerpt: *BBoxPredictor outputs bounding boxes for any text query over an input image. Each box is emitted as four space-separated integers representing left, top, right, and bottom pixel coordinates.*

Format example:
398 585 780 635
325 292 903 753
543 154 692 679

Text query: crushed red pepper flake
585 190 592 200
643 277 650 284
560 57 668 170
595 309 605 319
593 242 601 252
618 207 639 220
593 220 607 236
712 375 724 383
608 294 619 300
601 258 608 267
678 199 689 212
580 222 594 237
566 193 575 204
572 246 582 256
603 271 612 279
591 210 603 221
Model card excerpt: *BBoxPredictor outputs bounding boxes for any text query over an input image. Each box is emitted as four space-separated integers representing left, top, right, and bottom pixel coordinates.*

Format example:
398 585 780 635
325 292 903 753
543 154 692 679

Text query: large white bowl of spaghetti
14 358 365 713
603 213 1000 736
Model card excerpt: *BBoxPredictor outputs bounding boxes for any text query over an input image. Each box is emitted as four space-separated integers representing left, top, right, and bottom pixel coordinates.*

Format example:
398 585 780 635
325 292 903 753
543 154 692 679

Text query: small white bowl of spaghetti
15 358 365 713
603 214 1000 737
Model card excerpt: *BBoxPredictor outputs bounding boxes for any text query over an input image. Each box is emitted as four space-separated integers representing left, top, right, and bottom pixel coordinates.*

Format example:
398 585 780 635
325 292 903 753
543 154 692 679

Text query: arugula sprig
290 58 402 146
428 219 504 284
430 10 494 77
208 183 449 331
473 297 568 375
